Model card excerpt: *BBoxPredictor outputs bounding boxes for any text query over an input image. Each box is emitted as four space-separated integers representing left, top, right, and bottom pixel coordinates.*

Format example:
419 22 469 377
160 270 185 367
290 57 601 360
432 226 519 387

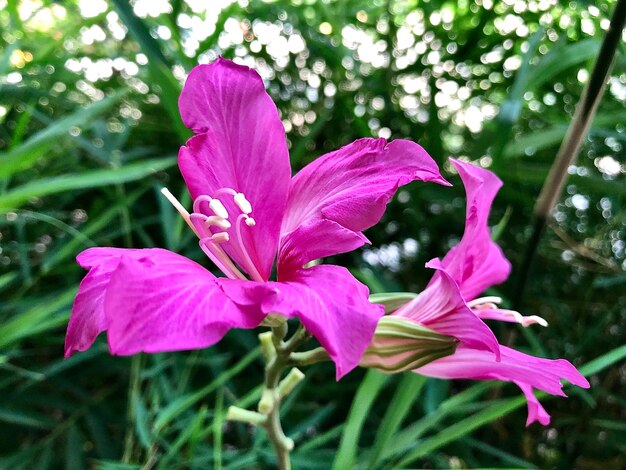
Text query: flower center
161 187 262 282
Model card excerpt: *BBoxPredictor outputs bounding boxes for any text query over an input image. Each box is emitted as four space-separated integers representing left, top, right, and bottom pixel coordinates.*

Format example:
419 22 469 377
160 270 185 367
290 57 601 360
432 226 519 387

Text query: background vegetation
1 0 624 468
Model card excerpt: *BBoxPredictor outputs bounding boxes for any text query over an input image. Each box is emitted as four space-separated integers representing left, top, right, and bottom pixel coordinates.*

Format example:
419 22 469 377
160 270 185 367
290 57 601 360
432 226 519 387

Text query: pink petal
394 268 500 358
178 58 291 280
65 247 147 358
278 219 369 276
279 138 448 270
103 250 264 355
219 265 384 379
516 382 551 426
416 344 590 426
428 159 511 300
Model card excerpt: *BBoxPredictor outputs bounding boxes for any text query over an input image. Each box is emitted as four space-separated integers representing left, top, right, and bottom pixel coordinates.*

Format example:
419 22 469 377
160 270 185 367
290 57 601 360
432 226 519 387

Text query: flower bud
360 316 458 373
369 292 418 314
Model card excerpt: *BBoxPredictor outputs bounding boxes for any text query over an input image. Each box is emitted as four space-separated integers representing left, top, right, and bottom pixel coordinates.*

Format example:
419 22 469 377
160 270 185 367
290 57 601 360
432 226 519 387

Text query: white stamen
245 216 256 227
234 192 253 214
211 232 230 243
209 199 229 219
500 310 548 327
205 215 231 229
468 296 502 308
160 187 199 237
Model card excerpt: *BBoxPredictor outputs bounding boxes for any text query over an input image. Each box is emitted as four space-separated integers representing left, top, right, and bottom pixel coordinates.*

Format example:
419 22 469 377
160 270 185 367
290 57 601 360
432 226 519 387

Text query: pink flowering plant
362 160 589 427
65 59 588 468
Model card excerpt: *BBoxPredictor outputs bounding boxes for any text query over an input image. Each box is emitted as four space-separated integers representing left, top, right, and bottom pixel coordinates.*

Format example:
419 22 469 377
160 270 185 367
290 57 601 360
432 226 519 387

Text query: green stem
122 354 143 463
515 0 626 308
226 323 329 470
259 326 297 470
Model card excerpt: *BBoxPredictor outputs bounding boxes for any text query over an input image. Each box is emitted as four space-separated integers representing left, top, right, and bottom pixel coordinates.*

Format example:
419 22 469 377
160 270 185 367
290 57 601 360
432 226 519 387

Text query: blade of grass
393 344 626 467
332 370 388 470
110 0 189 141
0 156 176 210
0 288 75 348
368 374 426 468
0 91 127 178
153 347 261 433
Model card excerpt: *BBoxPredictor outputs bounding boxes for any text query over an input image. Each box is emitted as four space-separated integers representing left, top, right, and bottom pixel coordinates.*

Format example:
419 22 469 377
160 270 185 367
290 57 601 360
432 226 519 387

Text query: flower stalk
226 323 329 470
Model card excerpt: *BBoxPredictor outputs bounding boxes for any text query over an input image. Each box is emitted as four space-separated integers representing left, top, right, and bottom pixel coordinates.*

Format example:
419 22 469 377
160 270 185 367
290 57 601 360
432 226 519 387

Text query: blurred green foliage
0 0 624 468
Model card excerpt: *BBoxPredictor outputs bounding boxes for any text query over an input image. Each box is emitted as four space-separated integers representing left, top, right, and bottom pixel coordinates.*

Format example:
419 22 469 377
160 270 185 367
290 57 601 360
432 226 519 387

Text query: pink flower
375 159 589 425
65 58 448 379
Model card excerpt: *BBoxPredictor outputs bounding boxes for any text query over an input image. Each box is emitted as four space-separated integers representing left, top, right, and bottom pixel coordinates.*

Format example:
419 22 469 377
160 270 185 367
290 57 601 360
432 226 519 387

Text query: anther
234 192 253 214
468 296 502 308
209 199 229 219
205 215 231 229
211 232 230 243
245 217 256 227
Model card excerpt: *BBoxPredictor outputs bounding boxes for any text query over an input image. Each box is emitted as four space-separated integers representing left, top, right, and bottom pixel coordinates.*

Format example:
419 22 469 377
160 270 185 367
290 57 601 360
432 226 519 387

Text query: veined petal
416 344 590 426
279 138 448 270
278 219 369 274
65 247 148 358
219 265 384 379
178 58 291 280
428 159 511 300
103 250 264 355
394 269 500 358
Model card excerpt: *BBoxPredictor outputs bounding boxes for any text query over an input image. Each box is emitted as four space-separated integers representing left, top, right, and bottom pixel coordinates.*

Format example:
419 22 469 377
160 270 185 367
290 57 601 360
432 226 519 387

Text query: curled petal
178 58 291 280
279 138 448 270
278 219 369 275
416 344 590 426
428 159 511 300
394 268 500 359
516 382 551 426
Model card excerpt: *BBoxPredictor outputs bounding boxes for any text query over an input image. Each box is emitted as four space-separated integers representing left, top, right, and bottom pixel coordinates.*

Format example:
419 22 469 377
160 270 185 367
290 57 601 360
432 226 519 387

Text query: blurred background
0 0 624 468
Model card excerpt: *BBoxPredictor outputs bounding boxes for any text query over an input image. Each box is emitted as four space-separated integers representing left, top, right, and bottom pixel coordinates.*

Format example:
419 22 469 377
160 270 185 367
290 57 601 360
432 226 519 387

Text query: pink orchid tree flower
65 58 449 379
365 159 589 425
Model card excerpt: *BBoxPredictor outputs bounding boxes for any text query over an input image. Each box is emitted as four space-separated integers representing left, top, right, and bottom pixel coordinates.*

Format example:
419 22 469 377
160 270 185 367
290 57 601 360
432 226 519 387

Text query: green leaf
332 370 388 470
110 0 189 141
153 347 261 433
396 396 528 467
0 156 176 210
579 344 626 377
527 38 600 90
368 374 426 468
0 91 127 179
0 288 75 349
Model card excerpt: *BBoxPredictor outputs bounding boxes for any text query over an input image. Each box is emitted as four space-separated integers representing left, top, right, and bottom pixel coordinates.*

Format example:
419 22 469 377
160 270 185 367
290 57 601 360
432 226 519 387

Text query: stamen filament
235 214 264 282
200 238 247 280
160 188 199 238
213 188 238 198
193 195 214 214
166 186 263 283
